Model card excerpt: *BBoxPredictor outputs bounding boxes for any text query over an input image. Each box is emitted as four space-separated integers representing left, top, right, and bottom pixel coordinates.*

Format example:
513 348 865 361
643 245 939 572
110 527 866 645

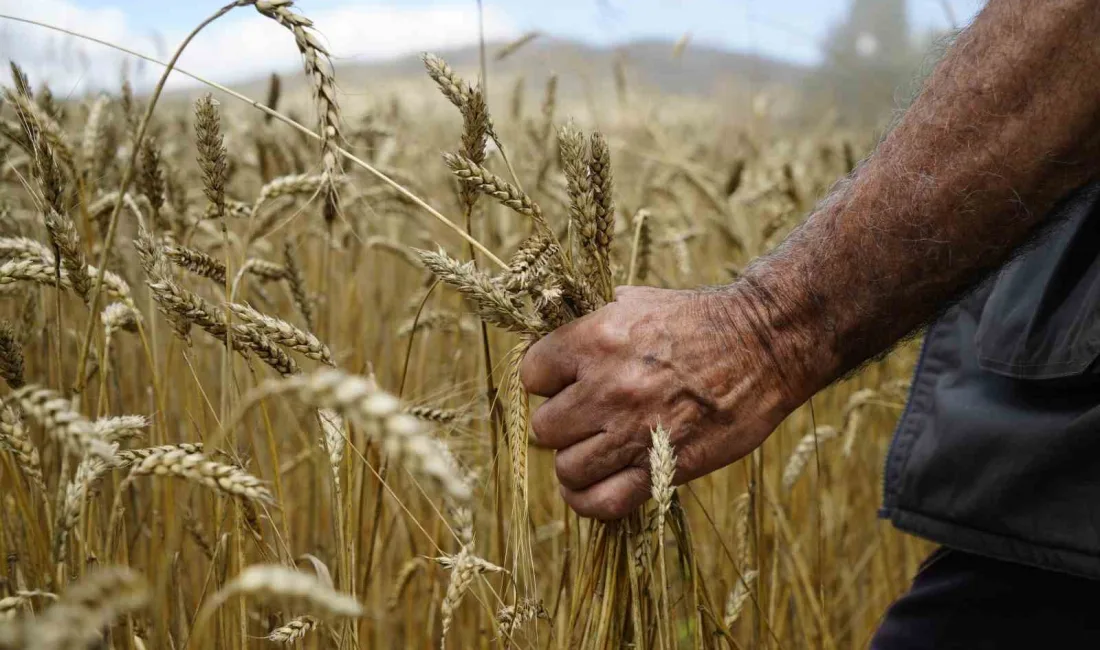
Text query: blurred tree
810 0 923 127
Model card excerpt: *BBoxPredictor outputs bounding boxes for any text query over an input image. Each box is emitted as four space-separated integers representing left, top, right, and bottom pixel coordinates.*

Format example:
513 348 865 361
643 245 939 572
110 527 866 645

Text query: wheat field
0 2 931 648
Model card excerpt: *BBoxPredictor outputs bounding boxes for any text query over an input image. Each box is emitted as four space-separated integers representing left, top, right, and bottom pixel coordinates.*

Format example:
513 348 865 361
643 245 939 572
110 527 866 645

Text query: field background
0 1 954 648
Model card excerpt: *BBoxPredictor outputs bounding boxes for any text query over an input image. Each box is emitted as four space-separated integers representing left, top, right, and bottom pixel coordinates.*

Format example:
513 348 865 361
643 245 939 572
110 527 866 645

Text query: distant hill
227 37 809 117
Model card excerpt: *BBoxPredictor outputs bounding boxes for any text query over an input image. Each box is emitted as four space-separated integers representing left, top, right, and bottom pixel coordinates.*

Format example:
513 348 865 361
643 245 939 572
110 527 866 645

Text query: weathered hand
521 285 814 520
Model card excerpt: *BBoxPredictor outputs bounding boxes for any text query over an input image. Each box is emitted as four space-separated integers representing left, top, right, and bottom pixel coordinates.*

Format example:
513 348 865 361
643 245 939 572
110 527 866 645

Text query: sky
0 0 984 93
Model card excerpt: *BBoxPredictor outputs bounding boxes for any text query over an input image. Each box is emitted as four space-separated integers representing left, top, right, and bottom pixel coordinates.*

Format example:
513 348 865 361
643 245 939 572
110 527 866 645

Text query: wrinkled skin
523 0 1100 521
521 286 805 520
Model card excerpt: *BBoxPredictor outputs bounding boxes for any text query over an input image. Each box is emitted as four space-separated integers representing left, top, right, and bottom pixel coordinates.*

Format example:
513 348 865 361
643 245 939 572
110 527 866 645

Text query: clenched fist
521 285 821 520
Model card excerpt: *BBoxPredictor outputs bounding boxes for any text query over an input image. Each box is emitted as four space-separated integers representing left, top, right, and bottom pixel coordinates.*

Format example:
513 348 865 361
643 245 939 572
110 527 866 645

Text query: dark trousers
870 548 1100 649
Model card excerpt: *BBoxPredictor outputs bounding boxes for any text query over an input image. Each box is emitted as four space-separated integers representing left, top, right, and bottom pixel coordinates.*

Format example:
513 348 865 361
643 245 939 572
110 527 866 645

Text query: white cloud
0 0 155 96
0 1 518 94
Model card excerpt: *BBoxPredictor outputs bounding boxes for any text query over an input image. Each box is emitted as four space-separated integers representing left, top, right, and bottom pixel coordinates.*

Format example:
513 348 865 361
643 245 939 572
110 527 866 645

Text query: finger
559 466 651 521
554 430 647 491
530 382 602 449
520 321 582 397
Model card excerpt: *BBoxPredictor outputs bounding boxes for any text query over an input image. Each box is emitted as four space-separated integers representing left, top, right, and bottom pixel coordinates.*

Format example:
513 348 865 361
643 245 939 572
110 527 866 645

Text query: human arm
521 0 1100 519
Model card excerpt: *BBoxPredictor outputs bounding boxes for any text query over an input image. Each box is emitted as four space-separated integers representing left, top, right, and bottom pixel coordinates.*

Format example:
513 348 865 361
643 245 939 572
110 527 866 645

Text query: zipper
879 327 935 517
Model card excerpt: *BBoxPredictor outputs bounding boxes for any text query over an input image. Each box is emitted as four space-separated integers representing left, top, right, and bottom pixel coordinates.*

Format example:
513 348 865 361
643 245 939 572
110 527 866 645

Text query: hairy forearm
729 0 1100 402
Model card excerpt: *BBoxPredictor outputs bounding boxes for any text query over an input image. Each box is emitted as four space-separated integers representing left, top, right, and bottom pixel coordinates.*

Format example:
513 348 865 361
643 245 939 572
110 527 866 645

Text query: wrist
696 275 840 414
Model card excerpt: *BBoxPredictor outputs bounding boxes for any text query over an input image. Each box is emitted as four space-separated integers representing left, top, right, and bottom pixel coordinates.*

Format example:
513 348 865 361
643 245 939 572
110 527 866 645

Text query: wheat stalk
266 615 319 643
250 172 330 220
239 257 287 281
406 405 465 425
841 388 878 458
3 88 75 173
194 94 228 219
101 302 141 343
588 131 615 297
649 423 676 650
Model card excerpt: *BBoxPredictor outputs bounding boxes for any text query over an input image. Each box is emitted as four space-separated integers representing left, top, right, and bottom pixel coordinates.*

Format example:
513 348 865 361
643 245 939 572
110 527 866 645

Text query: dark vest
882 182 1100 579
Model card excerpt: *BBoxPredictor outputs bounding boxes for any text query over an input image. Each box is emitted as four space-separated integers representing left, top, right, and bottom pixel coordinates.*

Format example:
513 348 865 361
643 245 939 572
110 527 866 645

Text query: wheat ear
723 569 758 630
165 244 226 285
439 545 477 650
9 386 115 460
442 154 547 230
649 423 676 650
225 301 334 365
0 406 46 496
253 0 342 224
387 558 427 611
781 425 839 491
22 567 147 650
0 321 24 388
266 615 319 643
122 446 273 503
282 241 315 330
249 369 472 504
414 247 543 334
207 564 362 618
497 598 547 638
43 211 92 304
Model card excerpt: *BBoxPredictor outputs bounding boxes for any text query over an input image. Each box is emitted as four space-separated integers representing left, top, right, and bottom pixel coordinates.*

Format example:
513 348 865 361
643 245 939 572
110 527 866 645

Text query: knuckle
613 285 636 301
592 318 629 354
560 485 592 518
530 404 555 447
605 377 644 406
518 351 540 392
554 451 581 489
602 493 631 521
